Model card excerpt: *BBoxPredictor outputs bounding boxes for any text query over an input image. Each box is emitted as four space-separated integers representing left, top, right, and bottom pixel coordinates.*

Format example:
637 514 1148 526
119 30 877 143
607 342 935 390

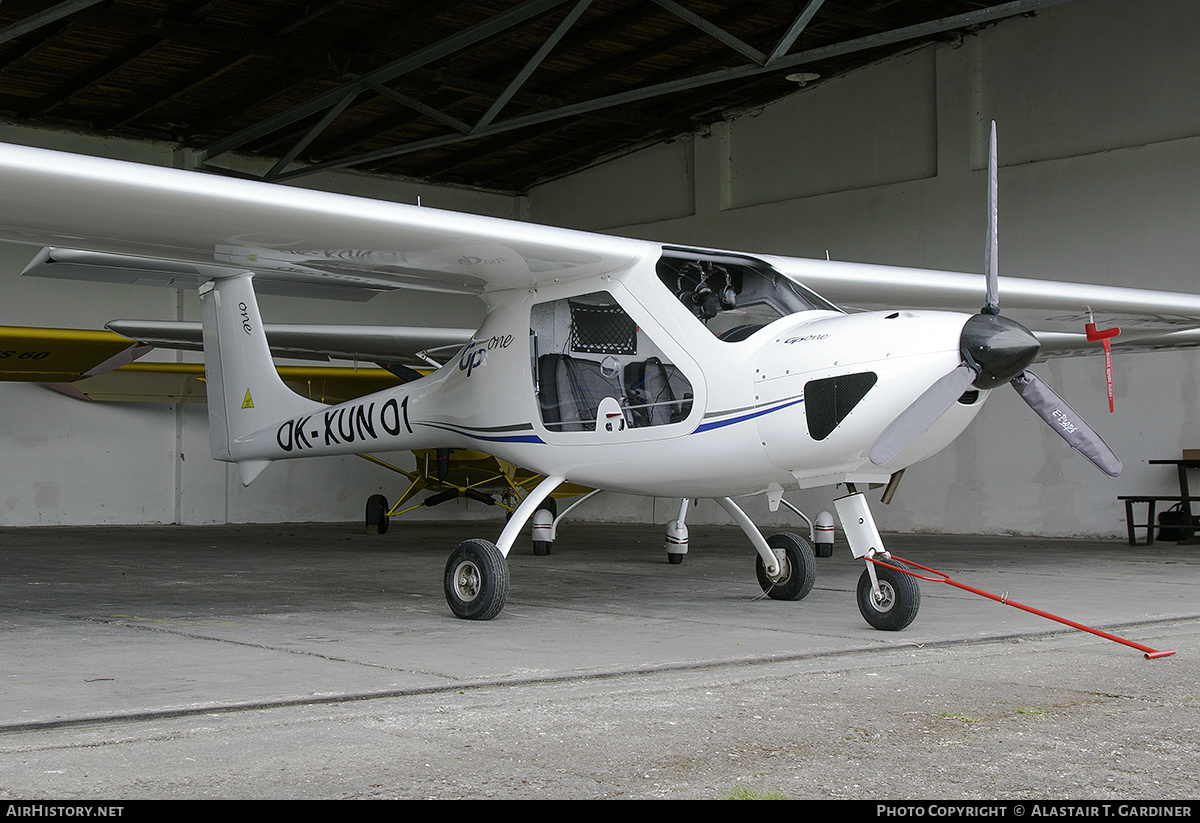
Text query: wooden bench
1118 495 1200 545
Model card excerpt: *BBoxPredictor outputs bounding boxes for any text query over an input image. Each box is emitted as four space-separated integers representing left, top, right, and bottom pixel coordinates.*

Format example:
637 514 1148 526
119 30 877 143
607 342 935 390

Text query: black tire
444 539 509 620
532 540 553 556
856 564 920 631
666 552 685 565
755 532 816 600
365 494 389 535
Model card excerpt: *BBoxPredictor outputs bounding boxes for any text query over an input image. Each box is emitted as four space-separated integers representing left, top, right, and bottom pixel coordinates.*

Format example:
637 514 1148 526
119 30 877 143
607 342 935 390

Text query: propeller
869 122 1122 477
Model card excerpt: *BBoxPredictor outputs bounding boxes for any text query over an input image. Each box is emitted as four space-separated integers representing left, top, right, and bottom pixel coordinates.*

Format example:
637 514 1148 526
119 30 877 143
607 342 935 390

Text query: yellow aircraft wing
43 361 404 404
0 326 151 383
0 324 406 403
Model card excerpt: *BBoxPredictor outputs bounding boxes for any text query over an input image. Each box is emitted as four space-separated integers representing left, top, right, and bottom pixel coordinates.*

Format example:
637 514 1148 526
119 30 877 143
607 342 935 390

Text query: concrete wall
529 0 1200 538
3 0 1197 539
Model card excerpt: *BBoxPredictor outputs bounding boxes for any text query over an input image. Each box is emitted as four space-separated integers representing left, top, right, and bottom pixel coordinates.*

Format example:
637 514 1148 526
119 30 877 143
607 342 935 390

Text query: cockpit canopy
656 246 839 339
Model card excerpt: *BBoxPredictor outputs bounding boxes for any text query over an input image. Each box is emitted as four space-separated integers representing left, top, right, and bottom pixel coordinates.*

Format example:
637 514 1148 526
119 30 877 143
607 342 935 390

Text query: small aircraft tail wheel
444 539 510 620
856 564 920 631
755 532 816 600
365 494 390 535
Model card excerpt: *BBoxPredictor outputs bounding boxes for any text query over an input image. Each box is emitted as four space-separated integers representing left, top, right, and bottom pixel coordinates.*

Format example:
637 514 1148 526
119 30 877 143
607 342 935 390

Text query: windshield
656 247 839 340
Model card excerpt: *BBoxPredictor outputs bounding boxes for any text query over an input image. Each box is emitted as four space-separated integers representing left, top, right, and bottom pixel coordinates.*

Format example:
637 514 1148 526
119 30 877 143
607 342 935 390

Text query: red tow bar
870 555 1176 659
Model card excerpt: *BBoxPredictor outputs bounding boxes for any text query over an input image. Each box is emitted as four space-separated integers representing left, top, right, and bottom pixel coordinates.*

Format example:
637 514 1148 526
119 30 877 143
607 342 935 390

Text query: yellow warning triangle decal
242 390 254 409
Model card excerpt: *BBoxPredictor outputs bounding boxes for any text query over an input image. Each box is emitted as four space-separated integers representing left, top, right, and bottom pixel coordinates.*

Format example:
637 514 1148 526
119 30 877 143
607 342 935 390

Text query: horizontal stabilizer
107 319 474 366
24 247 386 302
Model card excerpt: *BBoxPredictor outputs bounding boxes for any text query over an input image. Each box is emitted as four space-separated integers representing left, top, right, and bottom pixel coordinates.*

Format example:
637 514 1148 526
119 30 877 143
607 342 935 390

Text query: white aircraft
3 127 1200 628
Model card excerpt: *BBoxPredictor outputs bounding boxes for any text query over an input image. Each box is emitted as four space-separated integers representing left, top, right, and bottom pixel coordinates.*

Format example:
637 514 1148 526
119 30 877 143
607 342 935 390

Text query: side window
530 291 693 433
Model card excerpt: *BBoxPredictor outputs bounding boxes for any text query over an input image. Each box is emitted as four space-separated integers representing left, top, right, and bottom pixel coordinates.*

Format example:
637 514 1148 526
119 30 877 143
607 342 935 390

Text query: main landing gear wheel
444 539 509 620
365 494 389 535
857 564 920 631
755 532 816 601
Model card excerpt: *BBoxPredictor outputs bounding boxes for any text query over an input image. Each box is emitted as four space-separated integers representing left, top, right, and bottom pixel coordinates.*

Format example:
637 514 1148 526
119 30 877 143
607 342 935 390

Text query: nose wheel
856 564 920 631
835 490 922 631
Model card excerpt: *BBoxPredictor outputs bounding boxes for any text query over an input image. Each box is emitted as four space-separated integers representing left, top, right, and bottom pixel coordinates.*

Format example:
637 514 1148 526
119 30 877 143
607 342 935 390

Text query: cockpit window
656 247 838 340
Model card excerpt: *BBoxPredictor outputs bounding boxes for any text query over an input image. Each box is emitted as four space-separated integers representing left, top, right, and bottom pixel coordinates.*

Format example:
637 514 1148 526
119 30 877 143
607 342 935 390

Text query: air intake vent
805 372 878 441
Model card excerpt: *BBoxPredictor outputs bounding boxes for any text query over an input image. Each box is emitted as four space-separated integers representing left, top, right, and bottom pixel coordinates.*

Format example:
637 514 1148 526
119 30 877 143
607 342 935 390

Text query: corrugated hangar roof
0 0 1072 192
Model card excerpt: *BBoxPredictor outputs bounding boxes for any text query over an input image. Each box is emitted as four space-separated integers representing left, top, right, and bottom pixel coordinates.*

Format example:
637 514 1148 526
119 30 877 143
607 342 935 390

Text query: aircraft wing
0 324 406 403
0 143 647 296
4 142 1200 362
0 324 404 404
0 325 152 382
1034 328 1200 359
770 257 1200 328
765 257 1200 357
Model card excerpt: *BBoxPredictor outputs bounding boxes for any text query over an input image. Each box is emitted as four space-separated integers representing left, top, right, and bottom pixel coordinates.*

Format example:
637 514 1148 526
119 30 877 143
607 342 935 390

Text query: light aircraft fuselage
222 252 986 499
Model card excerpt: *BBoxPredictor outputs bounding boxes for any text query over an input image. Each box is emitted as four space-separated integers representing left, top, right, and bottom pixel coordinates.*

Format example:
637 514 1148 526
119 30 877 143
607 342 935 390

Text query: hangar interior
0 0 1197 538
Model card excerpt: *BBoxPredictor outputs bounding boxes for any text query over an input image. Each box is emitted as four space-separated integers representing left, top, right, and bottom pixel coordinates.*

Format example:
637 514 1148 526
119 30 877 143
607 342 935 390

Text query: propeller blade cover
870 364 978 466
1011 371 1122 477
984 121 1000 316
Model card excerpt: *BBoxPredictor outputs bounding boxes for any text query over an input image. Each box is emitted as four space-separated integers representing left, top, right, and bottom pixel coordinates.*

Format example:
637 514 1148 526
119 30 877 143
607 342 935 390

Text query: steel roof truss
473 0 592 133
198 0 574 163
650 0 768 65
264 0 1080 183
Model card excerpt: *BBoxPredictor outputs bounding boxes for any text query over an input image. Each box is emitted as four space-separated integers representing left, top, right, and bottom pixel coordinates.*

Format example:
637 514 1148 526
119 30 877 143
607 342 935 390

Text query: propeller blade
870 364 978 466
983 121 1000 316
1011 371 1122 477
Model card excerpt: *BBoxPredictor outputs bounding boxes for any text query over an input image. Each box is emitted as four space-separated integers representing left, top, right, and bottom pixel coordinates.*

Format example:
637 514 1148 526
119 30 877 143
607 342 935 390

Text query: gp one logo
238 302 253 335
459 334 513 377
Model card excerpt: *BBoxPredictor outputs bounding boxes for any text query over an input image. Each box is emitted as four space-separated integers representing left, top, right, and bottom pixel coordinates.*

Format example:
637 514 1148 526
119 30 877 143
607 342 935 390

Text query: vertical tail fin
199 273 324 484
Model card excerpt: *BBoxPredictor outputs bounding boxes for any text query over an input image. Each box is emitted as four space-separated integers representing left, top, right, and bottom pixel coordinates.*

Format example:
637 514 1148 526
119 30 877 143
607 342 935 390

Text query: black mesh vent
805 372 878 441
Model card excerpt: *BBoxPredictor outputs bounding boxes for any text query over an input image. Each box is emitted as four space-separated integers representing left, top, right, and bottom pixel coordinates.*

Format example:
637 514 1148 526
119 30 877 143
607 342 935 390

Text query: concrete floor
0 520 1197 800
